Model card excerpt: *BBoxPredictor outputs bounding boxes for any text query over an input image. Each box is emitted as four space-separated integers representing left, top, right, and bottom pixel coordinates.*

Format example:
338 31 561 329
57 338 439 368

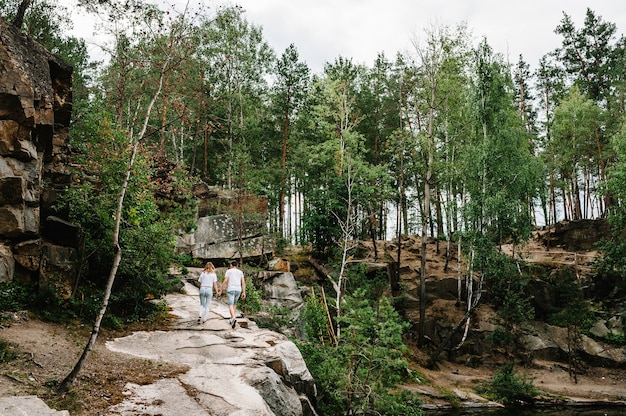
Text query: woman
197 262 220 324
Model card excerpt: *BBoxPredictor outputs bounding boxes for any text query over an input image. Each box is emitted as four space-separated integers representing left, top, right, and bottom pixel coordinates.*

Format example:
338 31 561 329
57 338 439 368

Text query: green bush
255 304 293 332
302 293 329 343
479 362 538 405
55 115 197 326
299 288 410 414
274 236 289 255
0 339 17 363
486 327 516 348
296 342 347 414
605 331 626 346
0 281 31 312
374 389 423 416
240 281 262 316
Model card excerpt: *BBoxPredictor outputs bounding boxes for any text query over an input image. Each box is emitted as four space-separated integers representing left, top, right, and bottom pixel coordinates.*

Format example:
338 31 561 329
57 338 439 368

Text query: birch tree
58 1 193 391
408 23 470 345
198 5 274 188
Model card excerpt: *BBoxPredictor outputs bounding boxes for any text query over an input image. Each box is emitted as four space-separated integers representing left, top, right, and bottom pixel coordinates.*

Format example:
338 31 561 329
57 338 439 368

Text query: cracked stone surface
105 281 314 416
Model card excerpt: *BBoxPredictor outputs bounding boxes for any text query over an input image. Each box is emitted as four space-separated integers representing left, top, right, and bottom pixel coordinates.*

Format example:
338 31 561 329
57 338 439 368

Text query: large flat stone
0 395 69 416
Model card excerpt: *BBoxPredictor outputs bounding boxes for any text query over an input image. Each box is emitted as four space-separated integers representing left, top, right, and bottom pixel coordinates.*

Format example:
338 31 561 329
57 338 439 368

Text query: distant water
423 406 626 416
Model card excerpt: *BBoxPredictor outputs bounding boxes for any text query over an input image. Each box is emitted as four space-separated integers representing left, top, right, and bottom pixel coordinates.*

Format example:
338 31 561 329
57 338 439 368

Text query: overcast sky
64 0 626 74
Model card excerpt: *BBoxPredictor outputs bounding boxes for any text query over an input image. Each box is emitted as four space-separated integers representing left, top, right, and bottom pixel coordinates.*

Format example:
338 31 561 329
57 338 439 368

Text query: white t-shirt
224 267 244 291
198 271 217 288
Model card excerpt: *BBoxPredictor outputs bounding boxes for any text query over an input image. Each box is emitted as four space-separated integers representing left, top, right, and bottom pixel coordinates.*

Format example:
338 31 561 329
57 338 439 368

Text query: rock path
104 280 314 415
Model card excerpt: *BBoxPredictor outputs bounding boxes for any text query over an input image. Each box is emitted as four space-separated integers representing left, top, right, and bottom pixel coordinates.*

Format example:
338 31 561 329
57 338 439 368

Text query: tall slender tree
198 5 274 188
59 0 193 391
272 44 310 238
406 23 471 344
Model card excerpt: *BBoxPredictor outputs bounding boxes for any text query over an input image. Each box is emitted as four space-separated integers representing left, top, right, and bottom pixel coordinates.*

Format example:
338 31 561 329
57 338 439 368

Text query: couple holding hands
198 261 246 328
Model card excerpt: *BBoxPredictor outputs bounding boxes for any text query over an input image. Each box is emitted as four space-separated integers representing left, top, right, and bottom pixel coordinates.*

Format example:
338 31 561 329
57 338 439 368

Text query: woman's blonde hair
203 262 215 272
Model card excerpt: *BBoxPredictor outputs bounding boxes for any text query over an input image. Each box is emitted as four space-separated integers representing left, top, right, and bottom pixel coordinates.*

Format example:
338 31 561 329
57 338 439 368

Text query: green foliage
297 342 347 414
299 288 410 414
342 263 389 299
34 286 77 323
0 281 31 312
302 293 329 343
479 362 538 405
299 186 342 256
274 236 289 256
56 110 196 324
486 327 516 349
605 331 626 346
177 254 203 268
546 269 595 333
462 39 540 248
478 247 534 354
239 280 262 316
373 389 423 416
499 290 534 326
255 304 293 332
598 123 626 275
338 290 409 384
0 339 17 363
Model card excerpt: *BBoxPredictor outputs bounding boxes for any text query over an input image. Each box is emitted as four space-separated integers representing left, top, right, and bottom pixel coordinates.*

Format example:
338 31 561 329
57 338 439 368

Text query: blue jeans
199 287 213 320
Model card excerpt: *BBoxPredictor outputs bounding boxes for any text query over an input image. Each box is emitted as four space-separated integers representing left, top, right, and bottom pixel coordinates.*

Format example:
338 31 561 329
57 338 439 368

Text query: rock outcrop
177 184 275 262
106 280 318 416
0 395 69 416
358 223 626 369
0 17 77 292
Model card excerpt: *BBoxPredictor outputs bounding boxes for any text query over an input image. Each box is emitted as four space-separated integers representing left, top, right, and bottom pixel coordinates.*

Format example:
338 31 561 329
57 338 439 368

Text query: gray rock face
522 321 626 365
178 213 275 261
0 17 75 287
106 281 318 416
259 271 305 310
0 395 69 416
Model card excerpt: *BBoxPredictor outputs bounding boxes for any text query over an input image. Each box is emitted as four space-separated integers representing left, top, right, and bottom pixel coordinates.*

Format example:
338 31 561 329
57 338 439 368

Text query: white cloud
237 0 626 73
59 0 626 74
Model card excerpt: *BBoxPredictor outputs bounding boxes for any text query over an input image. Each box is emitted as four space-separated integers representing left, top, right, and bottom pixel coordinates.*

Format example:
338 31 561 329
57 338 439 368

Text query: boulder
0 243 14 283
195 214 264 243
272 341 317 399
260 272 305 310
269 258 290 272
39 242 78 299
0 396 69 416
178 213 275 261
42 216 80 247
0 176 24 204
541 219 611 251
12 239 41 271
522 321 626 365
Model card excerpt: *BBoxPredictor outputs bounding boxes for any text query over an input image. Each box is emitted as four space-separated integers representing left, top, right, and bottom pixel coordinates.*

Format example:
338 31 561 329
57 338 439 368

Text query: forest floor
0 315 186 415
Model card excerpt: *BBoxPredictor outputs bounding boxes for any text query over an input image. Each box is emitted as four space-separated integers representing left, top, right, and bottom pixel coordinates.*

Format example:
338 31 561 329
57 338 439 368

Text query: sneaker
197 317 202 324
231 319 237 329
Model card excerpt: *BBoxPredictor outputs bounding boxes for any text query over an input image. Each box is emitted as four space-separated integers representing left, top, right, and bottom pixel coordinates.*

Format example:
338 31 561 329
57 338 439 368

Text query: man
220 261 246 328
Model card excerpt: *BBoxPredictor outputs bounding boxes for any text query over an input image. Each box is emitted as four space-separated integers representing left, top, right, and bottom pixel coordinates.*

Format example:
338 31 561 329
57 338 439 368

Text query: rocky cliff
0 17 78 295
353 220 626 369
177 183 275 263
